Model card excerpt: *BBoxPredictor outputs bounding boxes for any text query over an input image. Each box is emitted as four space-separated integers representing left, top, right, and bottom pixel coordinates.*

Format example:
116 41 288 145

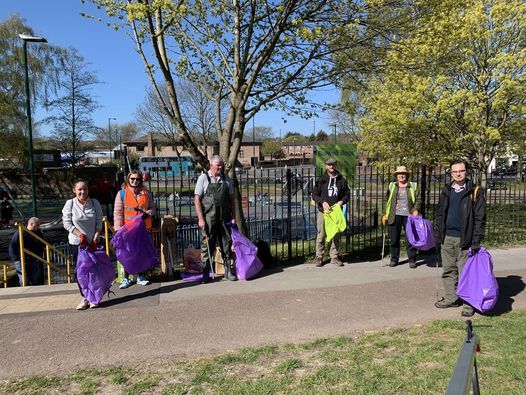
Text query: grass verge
2 312 525 394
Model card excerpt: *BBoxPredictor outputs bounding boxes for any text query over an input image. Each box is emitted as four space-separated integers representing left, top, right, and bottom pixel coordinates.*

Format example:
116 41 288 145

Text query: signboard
315 144 357 180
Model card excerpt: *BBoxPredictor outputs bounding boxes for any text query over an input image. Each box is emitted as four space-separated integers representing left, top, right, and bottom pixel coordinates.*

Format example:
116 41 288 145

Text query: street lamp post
330 123 337 144
108 117 116 159
252 116 256 168
19 34 47 218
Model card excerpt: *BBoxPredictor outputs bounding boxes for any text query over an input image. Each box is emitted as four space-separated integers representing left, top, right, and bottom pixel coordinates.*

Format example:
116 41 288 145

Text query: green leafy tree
261 139 286 159
316 130 328 141
359 0 526 177
43 48 101 168
0 14 62 168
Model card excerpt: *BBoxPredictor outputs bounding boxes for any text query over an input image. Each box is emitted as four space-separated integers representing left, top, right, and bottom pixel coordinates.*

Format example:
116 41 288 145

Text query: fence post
286 168 292 261
421 164 427 218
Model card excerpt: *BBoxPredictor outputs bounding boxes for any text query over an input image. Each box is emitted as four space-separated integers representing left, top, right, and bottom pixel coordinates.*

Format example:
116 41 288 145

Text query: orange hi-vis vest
123 186 152 229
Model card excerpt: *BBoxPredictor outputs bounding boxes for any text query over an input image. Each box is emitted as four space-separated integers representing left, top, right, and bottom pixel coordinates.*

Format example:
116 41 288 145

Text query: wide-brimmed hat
325 158 337 165
394 165 409 175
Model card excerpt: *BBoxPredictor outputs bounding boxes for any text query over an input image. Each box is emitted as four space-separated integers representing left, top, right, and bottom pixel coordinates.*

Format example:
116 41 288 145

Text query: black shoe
435 298 462 309
389 259 398 267
408 260 417 269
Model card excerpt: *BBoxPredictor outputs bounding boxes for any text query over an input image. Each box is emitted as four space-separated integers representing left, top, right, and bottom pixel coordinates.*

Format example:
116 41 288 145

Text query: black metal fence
142 162 526 262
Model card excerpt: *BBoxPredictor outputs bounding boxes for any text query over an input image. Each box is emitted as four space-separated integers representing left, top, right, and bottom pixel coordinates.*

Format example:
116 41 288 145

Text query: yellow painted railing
16 223 72 287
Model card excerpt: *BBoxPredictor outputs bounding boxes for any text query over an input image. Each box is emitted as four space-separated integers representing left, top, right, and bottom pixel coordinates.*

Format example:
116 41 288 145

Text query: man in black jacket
311 158 350 267
434 159 486 317
9 217 46 286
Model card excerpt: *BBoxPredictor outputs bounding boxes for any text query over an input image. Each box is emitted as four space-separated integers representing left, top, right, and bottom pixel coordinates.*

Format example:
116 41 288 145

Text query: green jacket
383 182 421 225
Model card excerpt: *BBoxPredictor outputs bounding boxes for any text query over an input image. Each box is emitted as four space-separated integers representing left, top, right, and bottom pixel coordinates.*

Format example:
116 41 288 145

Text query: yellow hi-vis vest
323 204 347 242
385 182 416 219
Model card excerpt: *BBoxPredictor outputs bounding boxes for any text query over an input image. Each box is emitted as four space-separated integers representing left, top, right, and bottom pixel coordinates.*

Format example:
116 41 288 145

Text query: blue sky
1 0 340 138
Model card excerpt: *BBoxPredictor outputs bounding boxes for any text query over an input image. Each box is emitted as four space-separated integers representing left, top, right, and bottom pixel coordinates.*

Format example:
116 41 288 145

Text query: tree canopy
0 14 62 168
358 0 526 172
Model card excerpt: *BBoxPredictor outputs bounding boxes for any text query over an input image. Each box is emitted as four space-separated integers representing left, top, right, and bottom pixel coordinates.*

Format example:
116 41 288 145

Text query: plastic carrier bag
77 247 116 305
457 247 499 313
231 225 263 280
112 215 159 274
406 215 435 251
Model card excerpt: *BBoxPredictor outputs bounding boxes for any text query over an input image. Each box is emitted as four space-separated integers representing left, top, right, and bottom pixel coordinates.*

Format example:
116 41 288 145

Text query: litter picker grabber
202 230 215 280
380 224 388 267
435 243 441 300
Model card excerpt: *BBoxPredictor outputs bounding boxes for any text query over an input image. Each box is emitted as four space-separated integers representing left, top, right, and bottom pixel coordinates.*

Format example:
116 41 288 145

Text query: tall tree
359 0 526 176
83 0 362 226
261 139 286 159
0 14 62 168
43 47 101 167
135 81 221 155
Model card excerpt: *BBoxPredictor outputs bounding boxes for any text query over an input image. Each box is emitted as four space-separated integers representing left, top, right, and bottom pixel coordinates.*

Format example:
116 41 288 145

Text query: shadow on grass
486 275 526 316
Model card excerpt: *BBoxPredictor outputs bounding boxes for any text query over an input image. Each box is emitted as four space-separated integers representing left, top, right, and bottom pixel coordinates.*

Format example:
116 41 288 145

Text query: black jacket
311 171 350 213
434 180 486 249
9 229 45 263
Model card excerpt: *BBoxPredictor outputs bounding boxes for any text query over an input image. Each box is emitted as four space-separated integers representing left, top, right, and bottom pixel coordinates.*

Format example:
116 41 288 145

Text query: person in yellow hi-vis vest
381 166 421 268
311 158 350 267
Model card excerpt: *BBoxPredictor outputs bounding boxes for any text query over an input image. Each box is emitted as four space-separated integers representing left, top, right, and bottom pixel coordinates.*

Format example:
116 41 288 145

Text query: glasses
451 170 467 174
130 177 141 181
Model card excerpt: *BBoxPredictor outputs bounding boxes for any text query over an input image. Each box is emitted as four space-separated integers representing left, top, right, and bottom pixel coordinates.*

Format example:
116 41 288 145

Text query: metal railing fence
143 163 526 262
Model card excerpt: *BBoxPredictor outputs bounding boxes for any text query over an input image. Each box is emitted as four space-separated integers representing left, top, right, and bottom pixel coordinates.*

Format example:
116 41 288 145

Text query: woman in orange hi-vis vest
113 170 155 288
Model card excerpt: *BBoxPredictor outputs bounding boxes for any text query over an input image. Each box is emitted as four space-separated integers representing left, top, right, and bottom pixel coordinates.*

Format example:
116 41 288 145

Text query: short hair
27 217 40 226
210 155 223 165
450 159 469 170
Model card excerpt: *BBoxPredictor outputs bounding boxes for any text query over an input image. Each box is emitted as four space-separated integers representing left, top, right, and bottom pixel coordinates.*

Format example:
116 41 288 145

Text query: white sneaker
89 303 99 309
76 299 89 310
136 276 150 286
119 278 132 289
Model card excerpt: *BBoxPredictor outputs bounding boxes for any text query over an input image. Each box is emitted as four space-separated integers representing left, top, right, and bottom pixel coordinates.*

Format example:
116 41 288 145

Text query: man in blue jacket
311 158 350 267
434 159 486 317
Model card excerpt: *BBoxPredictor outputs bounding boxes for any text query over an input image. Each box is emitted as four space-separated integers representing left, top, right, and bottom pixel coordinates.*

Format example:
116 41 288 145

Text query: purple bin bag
406 215 435 251
111 215 159 274
77 247 116 305
181 272 203 282
457 247 499 313
231 225 263 280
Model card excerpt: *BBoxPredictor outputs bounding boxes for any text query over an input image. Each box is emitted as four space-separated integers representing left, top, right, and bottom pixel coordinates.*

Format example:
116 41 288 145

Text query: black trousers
69 243 84 297
388 215 417 262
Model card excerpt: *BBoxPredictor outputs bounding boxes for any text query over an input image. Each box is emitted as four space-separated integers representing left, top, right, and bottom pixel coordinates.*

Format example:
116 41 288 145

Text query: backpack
255 240 273 269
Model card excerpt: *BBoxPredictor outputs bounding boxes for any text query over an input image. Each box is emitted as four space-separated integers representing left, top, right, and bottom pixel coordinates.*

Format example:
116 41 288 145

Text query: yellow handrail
2 262 8 288
13 218 118 288
16 223 72 287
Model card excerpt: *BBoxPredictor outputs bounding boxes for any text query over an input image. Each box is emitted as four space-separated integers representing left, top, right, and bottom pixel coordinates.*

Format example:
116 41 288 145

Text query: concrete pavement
0 247 525 379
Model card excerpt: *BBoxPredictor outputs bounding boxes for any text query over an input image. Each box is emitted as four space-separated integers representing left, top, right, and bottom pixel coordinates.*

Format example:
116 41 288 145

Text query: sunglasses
130 177 141 181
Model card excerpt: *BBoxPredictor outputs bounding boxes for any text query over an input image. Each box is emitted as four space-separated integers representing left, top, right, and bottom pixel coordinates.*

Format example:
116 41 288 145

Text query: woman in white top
62 179 103 310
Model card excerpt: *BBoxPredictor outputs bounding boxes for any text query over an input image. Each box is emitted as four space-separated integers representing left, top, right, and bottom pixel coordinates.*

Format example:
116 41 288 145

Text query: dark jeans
200 222 232 269
388 215 417 262
15 260 44 286
69 243 84 297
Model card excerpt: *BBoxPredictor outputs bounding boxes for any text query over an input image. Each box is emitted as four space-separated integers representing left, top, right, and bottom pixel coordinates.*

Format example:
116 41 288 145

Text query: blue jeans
15 260 43 286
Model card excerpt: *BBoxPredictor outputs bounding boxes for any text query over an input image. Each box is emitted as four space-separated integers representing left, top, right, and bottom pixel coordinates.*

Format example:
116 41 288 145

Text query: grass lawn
2 311 525 394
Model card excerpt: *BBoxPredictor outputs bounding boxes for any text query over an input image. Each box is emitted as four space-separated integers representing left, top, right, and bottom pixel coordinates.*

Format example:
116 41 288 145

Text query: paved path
1 247 525 380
